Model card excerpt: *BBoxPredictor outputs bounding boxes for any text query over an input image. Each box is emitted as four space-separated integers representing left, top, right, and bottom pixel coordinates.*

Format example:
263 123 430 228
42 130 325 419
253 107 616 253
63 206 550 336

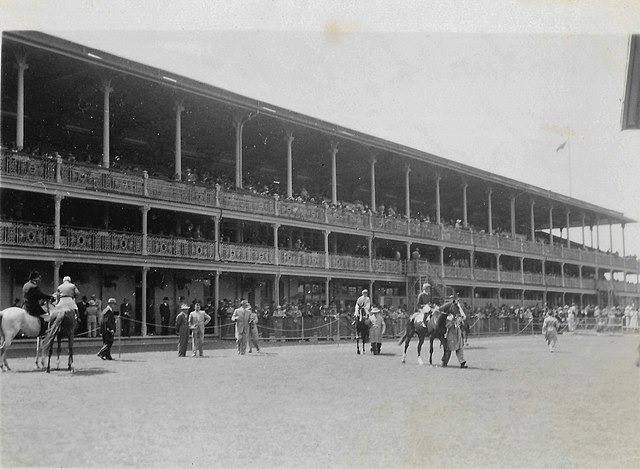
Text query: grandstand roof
2 30 635 227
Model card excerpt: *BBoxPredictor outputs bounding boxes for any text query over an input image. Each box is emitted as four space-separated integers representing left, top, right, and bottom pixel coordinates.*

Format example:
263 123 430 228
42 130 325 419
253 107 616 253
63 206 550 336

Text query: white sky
2 0 640 257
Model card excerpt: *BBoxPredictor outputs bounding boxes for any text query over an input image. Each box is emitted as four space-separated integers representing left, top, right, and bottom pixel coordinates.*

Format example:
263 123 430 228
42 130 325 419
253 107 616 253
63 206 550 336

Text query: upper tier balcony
1 152 638 272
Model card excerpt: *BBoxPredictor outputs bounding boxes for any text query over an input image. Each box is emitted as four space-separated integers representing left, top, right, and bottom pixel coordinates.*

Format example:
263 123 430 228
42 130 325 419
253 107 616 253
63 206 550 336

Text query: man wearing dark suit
120 298 132 337
77 296 88 335
97 298 117 360
22 271 53 317
159 297 171 336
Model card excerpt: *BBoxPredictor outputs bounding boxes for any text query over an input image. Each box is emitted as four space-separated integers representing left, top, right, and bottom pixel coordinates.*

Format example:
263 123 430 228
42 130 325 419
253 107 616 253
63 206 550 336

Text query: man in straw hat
368 307 386 355
232 299 251 355
175 303 191 357
97 298 117 360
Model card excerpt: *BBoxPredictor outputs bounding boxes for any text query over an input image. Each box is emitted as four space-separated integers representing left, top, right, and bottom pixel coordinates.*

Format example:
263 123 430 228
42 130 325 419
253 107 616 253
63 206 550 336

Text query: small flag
556 140 568 152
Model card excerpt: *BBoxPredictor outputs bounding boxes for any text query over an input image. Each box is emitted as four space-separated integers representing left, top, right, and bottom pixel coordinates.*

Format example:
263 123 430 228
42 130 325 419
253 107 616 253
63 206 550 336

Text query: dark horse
353 305 371 355
40 309 77 373
399 300 462 365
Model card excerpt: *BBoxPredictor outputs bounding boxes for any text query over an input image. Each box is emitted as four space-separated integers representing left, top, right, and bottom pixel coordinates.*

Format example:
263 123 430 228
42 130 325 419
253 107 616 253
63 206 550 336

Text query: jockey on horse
22 271 55 325
411 282 434 327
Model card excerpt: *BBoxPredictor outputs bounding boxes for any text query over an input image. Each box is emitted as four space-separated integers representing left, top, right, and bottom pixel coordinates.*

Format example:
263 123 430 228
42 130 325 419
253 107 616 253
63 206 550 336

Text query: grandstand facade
1 31 638 334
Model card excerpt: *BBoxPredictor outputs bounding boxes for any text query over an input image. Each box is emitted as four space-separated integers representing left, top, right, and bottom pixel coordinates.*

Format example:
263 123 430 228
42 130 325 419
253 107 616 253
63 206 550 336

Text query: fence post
301 315 305 341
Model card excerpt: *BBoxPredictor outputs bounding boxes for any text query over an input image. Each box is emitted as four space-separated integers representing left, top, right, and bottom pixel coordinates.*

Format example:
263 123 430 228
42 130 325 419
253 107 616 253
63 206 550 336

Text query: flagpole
568 136 572 198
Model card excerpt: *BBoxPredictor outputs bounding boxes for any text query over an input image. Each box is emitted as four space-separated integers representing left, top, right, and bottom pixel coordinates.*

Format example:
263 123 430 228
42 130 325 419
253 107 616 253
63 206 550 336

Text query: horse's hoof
357 350 361 355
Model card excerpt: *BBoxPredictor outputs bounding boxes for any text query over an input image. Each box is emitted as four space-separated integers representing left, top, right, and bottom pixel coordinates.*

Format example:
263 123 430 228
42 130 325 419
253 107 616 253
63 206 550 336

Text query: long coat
232 307 250 340
445 314 465 352
175 311 190 355
369 313 386 343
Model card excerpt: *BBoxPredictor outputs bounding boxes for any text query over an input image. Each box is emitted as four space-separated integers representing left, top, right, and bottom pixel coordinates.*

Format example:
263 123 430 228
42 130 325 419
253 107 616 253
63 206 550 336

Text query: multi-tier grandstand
1 31 638 335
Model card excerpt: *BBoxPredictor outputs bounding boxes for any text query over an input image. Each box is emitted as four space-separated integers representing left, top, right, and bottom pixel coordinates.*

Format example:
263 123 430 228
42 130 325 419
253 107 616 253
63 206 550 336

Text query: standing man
175 304 191 357
542 310 559 352
86 295 99 337
188 301 211 357
232 299 251 355
146 299 156 335
120 298 132 337
159 297 171 336
97 298 117 360
77 295 88 336
22 271 53 317
248 304 261 353
368 307 386 355
442 302 468 368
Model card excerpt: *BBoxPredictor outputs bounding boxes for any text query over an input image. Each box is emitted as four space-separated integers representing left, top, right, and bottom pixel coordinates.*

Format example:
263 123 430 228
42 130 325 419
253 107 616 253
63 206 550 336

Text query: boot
460 361 468 368
377 343 382 355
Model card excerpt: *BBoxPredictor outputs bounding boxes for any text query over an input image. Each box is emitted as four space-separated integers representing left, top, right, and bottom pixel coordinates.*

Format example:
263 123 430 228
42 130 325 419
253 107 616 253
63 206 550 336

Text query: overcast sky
2 1 640 257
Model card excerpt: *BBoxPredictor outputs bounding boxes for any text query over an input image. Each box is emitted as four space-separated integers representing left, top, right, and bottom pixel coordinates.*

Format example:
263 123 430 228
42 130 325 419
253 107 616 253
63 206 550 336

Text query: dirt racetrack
1 333 639 468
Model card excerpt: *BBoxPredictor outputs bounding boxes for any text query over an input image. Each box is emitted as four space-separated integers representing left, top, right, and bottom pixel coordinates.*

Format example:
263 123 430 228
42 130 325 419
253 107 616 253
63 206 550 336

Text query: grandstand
1 31 639 335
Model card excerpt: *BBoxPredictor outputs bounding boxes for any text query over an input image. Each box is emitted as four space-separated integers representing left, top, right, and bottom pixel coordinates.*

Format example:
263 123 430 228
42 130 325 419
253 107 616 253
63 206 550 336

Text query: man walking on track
542 310 559 352
232 299 251 355
97 298 117 360
442 300 468 368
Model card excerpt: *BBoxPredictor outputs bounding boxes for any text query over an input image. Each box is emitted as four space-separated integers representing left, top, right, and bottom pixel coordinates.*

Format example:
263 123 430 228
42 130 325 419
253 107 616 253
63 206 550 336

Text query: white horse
0 306 50 371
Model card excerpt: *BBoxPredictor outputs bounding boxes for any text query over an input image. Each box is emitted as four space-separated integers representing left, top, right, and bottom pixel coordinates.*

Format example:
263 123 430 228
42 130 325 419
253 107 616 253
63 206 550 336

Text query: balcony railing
278 199 326 224
564 277 581 288
0 221 54 248
443 265 473 279
372 215 408 236
545 275 563 287
2 152 639 273
61 227 142 254
148 236 216 259
500 270 522 283
219 242 275 264
442 227 473 244
279 248 325 268
523 272 544 285
474 268 499 281
329 254 369 271
372 258 403 275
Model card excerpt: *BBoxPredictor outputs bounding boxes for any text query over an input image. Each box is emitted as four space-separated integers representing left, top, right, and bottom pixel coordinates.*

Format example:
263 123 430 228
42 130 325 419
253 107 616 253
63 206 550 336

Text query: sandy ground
1 333 639 469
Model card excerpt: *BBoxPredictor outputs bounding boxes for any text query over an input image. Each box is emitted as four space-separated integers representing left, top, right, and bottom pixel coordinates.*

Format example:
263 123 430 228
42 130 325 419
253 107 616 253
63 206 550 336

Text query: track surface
1 334 639 468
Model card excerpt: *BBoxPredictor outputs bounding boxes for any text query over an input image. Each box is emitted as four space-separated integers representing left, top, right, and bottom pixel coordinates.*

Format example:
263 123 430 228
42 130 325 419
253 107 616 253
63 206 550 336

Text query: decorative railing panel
523 272 544 285
279 249 325 268
372 215 408 236
442 227 472 244
409 220 441 240
328 254 369 271
146 179 217 207
219 242 274 264
564 277 580 288
543 244 564 259
278 200 326 224
60 227 142 254
563 247 582 261
473 233 499 249
443 265 472 279
545 275 563 287
327 209 369 230
148 236 216 259
0 221 55 248
219 190 275 216
500 271 522 283
474 268 499 281
596 252 612 266
580 251 596 263
61 163 144 196
372 258 403 275
521 239 544 255
497 237 522 253
1 153 56 181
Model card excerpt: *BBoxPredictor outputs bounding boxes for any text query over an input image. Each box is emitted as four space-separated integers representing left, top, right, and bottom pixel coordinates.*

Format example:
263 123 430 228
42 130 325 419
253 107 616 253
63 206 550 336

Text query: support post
16 57 28 150
102 81 113 168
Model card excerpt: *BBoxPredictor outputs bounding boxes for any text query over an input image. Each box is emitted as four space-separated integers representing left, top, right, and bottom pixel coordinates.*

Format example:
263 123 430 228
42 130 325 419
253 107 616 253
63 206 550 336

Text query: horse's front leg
356 335 361 355
429 339 434 365
417 335 425 366
402 334 411 363
46 340 53 373
34 337 41 369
